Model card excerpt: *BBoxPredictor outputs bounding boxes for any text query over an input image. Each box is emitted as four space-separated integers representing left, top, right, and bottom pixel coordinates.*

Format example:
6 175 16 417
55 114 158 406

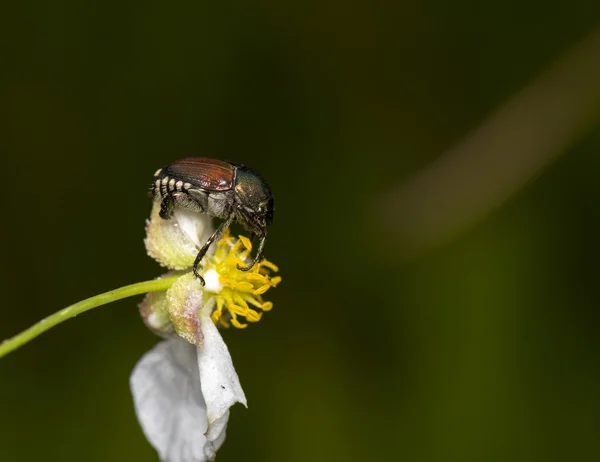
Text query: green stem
0 276 180 359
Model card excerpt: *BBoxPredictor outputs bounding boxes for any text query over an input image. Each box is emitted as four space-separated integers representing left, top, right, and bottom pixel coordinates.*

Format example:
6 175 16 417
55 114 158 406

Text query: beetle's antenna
237 233 266 272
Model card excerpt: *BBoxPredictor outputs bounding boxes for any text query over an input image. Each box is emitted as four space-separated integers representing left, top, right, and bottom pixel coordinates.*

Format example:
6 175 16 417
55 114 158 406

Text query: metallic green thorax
234 166 275 231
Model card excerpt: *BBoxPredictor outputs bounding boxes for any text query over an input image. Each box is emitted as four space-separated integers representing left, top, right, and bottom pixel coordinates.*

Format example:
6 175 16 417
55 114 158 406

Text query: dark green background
1 2 600 461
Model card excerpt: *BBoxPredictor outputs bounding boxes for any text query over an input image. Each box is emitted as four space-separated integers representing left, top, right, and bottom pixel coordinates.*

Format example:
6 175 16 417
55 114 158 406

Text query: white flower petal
197 303 247 442
131 337 229 462
145 201 214 270
173 208 213 251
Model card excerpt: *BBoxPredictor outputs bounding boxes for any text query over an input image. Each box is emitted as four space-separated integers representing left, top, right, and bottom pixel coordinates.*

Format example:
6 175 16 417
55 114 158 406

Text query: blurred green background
2 1 600 461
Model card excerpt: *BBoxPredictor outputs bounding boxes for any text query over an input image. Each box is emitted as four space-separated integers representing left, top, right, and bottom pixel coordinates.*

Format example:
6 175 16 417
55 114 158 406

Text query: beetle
150 157 274 283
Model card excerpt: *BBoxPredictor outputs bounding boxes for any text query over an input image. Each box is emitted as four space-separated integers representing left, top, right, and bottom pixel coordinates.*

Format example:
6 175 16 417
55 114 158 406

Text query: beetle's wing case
165 157 235 192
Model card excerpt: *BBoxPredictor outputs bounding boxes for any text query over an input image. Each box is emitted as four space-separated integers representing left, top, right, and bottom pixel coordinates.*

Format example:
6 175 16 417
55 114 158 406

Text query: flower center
201 231 281 328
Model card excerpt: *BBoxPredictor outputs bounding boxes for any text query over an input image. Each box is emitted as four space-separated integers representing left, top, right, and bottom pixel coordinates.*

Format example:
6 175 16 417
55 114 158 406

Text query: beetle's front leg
237 233 266 272
193 214 235 284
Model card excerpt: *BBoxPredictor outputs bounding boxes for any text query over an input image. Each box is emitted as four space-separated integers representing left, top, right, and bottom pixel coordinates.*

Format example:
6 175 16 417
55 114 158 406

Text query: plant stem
0 276 180 359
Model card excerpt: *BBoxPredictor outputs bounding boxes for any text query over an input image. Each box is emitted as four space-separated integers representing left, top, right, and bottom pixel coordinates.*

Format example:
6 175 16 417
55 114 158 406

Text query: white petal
131 338 224 462
145 201 214 270
197 303 247 443
173 207 213 251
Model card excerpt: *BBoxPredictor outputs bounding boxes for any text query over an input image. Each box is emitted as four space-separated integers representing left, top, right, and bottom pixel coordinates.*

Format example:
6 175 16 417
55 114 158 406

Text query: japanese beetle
150 157 274 282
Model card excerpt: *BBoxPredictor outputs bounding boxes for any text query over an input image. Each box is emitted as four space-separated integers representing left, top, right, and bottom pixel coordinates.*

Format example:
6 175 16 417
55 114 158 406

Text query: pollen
201 231 281 328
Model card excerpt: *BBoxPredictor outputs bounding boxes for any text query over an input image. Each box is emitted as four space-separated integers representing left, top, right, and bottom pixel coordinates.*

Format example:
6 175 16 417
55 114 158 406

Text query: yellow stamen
211 297 224 324
238 235 252 250
253 285 270 296
231 318 248 329
234 281 254 292
245 310 262 322
259 260 279 272
201 230 280 328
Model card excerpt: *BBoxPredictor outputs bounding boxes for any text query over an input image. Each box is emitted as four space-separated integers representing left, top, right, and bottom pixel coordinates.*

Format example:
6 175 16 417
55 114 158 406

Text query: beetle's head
234 166 274 237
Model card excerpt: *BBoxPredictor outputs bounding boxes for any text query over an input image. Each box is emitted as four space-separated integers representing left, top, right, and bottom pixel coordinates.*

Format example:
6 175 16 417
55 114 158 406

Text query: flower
131 201 280 462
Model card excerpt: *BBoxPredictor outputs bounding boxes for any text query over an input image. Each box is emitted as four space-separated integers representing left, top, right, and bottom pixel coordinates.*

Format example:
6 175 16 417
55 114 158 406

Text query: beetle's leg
160 192 201 219
237 233 266 272
193 214 235 284
159 194 176 219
